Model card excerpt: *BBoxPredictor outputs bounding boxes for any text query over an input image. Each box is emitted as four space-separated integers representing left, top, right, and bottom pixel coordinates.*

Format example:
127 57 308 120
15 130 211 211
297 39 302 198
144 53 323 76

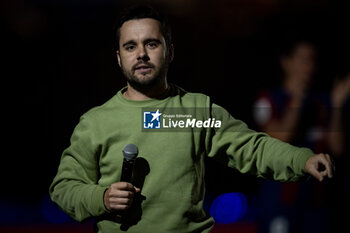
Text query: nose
137 46 150 61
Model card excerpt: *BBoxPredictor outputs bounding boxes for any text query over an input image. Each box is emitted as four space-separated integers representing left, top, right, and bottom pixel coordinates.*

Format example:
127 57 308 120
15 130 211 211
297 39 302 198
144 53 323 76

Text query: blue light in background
40 194 73 224
209 192 248 224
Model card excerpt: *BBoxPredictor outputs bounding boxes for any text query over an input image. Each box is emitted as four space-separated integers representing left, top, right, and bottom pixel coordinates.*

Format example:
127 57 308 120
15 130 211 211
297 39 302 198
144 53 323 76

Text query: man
50 5 334 233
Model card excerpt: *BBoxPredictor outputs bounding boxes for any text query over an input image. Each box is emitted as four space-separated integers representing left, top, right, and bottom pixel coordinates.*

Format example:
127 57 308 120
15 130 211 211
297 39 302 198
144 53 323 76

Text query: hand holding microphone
104 182 140 211
104 144 140 215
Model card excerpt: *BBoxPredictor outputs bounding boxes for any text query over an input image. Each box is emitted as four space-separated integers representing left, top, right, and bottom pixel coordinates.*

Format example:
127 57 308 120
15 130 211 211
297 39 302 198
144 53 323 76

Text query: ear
116 50 121 67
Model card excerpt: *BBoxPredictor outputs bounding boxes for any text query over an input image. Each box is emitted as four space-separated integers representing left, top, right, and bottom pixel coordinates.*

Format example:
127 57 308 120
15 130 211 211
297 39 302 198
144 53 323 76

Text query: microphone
115 144 138 223
120 144 139 182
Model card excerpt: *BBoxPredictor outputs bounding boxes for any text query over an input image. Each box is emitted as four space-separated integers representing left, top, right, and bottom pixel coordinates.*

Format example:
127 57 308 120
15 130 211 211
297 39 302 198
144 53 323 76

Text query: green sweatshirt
49 84 313 233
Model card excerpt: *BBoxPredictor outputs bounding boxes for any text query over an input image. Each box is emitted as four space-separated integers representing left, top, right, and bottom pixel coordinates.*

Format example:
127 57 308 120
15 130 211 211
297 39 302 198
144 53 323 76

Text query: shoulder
80 92 122 123
170 84 211 107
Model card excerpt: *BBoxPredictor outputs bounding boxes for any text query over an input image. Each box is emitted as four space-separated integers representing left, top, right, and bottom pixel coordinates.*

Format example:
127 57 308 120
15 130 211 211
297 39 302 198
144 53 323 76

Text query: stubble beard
121 59 169 93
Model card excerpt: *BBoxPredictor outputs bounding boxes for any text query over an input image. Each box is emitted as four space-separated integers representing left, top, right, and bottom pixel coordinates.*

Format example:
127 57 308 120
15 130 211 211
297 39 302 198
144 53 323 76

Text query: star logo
143 109 162 129
150 109 161 122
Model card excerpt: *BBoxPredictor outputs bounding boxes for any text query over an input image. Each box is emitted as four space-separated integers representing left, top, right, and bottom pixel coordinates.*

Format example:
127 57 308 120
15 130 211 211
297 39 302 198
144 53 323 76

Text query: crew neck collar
116 84 177 107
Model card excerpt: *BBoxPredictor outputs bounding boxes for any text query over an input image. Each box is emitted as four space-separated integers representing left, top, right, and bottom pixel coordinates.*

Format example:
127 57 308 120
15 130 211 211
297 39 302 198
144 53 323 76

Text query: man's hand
305 153 335 182
104 182 141 211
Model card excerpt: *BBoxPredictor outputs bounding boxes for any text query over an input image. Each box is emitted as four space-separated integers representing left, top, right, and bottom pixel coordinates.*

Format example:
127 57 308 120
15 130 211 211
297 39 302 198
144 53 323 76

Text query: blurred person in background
253 38 350 233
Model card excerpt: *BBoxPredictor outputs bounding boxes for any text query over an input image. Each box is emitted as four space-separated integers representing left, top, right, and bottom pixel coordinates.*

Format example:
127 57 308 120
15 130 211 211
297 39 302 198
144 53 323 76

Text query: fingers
108 196 134 211
305 153 335 182
311 166 324 182
104 182 140 211
111 182 138 192
325 154 334 178
318 153 333 179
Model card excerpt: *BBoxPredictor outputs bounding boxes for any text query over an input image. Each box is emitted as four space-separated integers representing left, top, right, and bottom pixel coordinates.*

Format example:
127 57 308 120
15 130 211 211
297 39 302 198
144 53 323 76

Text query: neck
123 79 169 101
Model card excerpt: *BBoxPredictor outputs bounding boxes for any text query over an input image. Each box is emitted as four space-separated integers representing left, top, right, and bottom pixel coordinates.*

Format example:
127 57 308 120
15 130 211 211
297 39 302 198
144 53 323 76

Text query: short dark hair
115 5 172 51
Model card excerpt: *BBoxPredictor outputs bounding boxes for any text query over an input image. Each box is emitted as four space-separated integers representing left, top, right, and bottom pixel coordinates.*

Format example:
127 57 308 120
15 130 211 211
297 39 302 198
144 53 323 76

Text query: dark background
1 0 349 232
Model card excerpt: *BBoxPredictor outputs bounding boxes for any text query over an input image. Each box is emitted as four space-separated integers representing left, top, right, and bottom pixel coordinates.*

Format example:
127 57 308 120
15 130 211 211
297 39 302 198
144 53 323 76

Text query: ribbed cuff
91 185 111 216
294 147 314 176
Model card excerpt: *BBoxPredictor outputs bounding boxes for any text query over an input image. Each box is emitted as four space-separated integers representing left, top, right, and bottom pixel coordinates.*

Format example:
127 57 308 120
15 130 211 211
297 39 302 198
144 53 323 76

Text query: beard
120 58 169 93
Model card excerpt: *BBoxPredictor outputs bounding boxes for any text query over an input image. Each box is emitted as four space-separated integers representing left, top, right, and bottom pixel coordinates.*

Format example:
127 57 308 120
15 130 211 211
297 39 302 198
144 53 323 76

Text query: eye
146 42 159 49
125 45 136 51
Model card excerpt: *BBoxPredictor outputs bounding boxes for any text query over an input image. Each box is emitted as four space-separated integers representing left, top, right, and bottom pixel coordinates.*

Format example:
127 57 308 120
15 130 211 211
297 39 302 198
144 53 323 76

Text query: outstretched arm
207 104 315 182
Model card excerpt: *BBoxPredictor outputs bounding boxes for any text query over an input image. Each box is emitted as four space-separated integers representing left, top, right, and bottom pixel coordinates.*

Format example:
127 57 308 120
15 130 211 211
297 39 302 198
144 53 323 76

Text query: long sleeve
206 104 313 182
49 116 109 222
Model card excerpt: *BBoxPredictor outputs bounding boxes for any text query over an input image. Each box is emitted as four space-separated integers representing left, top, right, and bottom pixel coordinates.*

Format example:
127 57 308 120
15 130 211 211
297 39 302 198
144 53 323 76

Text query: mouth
134 63 153 73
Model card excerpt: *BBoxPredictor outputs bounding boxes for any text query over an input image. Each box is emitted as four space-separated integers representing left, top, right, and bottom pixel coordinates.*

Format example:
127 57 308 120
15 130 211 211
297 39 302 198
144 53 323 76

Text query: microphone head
122 144 138 161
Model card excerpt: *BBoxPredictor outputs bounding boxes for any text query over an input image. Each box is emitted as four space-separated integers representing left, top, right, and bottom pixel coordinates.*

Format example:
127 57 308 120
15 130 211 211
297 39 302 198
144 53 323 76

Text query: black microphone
115 144 138 223
120 144 139 182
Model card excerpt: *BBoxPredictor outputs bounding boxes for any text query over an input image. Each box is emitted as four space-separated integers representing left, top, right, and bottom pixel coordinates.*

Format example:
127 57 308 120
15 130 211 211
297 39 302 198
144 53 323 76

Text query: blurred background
1 0 349 232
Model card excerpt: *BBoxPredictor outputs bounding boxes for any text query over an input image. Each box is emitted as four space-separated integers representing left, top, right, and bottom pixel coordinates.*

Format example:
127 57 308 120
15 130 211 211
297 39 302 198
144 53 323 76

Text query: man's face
117 18 171 90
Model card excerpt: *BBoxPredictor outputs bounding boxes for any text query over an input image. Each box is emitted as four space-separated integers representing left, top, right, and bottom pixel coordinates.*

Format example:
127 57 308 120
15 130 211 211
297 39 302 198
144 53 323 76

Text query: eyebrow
144 38 162 45
122 40 136 48
122 38 162 48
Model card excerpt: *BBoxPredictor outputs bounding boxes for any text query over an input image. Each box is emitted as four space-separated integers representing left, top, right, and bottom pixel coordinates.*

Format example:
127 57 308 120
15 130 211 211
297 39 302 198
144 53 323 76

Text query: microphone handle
115 159 135 223
120 159 135 182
